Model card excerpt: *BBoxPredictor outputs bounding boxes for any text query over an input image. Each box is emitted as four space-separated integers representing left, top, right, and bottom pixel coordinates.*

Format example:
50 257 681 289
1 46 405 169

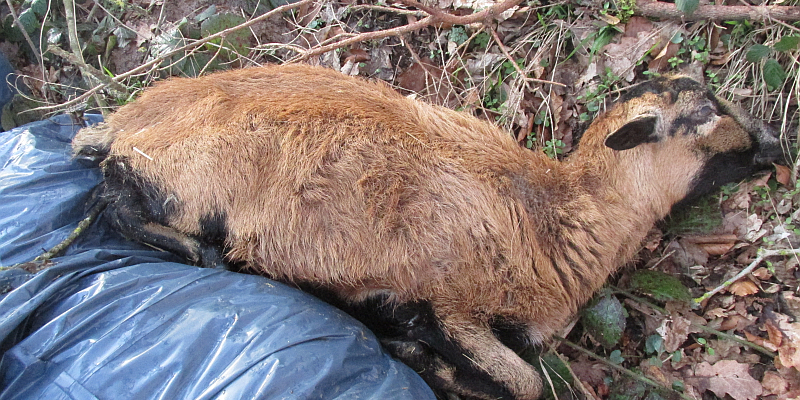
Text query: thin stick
554 336 695 400
4 0 42 64
488 27 566 87
48 46 128 95
635 0 800 21
28 0 313 114
290 0 526 62
694 248 800 304
398 0 524 25
1 200 107 271
611 287 779 358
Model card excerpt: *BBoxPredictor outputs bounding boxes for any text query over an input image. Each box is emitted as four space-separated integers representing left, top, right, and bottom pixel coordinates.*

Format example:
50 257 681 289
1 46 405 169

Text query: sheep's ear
604 115 658 150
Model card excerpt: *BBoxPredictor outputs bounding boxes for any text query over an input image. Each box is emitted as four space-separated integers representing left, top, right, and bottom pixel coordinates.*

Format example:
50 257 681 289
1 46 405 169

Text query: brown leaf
775 163 792 187
762 371 789 396
649 42 679 72
660 315 691 353
690 360 763 400
770 313 800 370
753 267 773 280
698 243 735 256
623 16 654 38
728 280 759 297
569 359 609 388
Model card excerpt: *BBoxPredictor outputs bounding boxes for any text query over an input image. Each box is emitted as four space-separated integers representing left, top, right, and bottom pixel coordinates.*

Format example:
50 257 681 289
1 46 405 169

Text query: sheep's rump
0 115 435 400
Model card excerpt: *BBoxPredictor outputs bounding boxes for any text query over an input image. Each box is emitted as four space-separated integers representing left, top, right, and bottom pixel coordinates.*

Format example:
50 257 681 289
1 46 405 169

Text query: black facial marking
673 149 760 211
102 156 173 226
490 316 532 354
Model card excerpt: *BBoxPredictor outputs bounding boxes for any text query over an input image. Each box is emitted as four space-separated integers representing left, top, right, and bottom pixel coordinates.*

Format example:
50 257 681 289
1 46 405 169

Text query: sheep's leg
103 198 223 268
356 297 540 399
416 313 542 400
100 158 224 267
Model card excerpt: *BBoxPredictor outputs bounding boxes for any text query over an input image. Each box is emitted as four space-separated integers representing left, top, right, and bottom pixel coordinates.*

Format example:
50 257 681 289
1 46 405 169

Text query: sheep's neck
531 144 678 301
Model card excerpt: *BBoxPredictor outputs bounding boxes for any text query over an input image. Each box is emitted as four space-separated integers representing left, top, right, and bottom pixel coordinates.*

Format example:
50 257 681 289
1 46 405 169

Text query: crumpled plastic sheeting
0 115 435 400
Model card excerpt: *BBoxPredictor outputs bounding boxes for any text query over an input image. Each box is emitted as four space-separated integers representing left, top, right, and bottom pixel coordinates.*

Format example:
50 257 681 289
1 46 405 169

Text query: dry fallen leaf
762 370 789 395
770 314 800 370
728 280 760 297
775 163 792 187
658 315 691 353
753 267 773 280
688 360 763 400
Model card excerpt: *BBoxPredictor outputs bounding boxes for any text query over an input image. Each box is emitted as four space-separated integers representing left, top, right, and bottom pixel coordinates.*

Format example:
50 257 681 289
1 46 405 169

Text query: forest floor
1 0 799 399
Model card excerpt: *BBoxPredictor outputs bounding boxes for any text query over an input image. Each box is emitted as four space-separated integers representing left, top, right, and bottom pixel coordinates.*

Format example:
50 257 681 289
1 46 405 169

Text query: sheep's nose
754 123 786 166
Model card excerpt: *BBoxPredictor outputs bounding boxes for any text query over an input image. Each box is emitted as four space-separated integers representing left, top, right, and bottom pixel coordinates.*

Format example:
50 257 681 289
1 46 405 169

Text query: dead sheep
72 64 783 399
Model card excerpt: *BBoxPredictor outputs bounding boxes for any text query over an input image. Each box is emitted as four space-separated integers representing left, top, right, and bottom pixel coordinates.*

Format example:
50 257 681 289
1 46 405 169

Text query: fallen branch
488 27 566 87
289 0 525 62
1 199 107 272
636 0 800 21
398 0 523 25
4 0 42 64
28 0 313 114
48 46 128 96
694 247 800 304
612 287 778 359
554 336 695 400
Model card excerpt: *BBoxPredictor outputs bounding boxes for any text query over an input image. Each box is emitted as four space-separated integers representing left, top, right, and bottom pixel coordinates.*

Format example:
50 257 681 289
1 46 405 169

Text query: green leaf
774 36 800 52
675 0 699 15
763 58 787 89
746 44 771 63
27 0 49 17
448 26 469 46
16 8 39 33
629 270 691 302
645 334 664 355
609 349 624 364
200 13 250 59
581 294 626 348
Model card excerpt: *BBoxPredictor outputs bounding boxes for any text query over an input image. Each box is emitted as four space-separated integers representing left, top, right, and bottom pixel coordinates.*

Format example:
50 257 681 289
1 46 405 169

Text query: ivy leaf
746 44 770 63
675 0 699 16
763 58 787 89
774 35 800 52
609 349 624 364
581 294 626 348
645 334 664 355
200 13 250 59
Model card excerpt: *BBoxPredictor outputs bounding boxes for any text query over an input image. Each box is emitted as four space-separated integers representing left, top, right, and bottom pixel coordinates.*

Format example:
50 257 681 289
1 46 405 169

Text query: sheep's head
591 75 784 208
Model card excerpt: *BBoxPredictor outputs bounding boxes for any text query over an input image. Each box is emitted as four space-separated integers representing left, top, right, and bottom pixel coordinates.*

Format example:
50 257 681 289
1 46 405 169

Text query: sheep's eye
697 105 716 119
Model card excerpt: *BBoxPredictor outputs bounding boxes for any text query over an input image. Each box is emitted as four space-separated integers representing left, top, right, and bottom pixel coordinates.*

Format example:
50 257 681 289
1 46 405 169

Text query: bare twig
289 16 435 62
64 0 110 112
635 0 800 21
611 287 779 359
554 336 695 400
4 0 42 64
48 46 128 95
1 200 107 272
28 0 313 114
694 248 800 304
290 0 526 62
398 0 523 25
488 27 566 88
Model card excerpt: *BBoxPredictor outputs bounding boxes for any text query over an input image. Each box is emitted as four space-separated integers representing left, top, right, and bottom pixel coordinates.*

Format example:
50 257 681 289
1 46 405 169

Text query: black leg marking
337 295 518 399
101 156 222 267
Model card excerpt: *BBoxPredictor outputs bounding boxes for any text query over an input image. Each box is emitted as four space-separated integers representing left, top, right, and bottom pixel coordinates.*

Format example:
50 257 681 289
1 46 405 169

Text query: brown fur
73 64 781 399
